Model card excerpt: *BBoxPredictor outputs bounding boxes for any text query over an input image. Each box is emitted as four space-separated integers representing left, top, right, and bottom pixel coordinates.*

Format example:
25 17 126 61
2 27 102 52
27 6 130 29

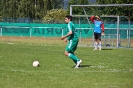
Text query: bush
43 9 67 23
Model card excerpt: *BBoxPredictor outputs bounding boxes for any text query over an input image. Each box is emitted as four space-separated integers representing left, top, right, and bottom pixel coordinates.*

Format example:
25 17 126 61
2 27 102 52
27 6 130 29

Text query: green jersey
67 21 78 41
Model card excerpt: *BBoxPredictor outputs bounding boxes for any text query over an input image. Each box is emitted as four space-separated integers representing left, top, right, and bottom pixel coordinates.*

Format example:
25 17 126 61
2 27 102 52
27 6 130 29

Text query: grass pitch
0 37 133 88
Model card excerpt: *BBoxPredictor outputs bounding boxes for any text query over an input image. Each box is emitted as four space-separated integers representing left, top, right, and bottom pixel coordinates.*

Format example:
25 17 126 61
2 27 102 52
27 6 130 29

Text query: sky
64 0 69 9
63 0 96 9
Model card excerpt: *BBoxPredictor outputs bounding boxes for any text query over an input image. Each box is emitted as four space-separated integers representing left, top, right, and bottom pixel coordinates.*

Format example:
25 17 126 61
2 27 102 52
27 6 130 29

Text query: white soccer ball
32 61 40 67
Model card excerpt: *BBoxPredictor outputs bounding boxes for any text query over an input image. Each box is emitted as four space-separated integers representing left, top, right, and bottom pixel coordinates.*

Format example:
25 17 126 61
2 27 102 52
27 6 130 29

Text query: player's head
95 15 100 20
65 15 72 23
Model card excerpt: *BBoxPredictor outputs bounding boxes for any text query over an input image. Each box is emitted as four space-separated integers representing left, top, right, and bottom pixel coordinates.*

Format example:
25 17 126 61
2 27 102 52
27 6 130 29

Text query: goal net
70 4 133 48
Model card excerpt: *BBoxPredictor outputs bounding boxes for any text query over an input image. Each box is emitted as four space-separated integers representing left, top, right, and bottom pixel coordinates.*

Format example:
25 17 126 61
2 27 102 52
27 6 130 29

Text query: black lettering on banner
14 28 19 33
76 29 81 34
33 28 41 34
84 29 89 34
10 28 14 33
42 28 45 34
64 28 68 35
21 28 29 34
55 28 62 34
47 28 53 34
79 29 82 33
75 29 78 32
75 29 82 34
2 28 8 33
3 28 10 33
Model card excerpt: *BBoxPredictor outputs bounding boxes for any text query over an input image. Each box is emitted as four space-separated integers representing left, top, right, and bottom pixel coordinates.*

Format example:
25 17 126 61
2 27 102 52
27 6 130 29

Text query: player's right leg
64 51 82 68
65 40 82 68
72 41 82 68
97 33 102 50
94 33 98 50
70 52 77 65
64 51 79 61
94 40 98 50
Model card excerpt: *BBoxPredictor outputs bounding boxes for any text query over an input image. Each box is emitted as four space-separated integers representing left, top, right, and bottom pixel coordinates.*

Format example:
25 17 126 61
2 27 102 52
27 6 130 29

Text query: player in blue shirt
90 15 105 50
61 15 82 68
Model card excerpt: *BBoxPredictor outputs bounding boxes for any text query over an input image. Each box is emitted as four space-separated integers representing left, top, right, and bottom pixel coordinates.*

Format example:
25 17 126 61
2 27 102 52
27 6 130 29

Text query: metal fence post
117 16 120 47
128 18 131 47
0 26 2 36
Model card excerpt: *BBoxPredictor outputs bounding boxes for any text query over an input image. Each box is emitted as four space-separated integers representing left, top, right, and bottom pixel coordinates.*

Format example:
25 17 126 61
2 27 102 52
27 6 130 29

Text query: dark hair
65 15 72 21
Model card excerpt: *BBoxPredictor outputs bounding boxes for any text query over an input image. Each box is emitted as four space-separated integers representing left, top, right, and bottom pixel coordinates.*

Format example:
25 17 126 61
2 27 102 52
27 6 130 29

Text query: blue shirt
94 20 103 33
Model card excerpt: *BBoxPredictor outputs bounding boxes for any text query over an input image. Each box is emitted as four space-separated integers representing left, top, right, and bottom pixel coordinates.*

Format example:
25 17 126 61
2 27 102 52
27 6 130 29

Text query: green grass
0 38 133 88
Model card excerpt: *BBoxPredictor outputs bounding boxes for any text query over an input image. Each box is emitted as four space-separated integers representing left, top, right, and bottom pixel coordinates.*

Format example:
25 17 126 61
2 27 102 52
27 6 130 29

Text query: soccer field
0 37 133 88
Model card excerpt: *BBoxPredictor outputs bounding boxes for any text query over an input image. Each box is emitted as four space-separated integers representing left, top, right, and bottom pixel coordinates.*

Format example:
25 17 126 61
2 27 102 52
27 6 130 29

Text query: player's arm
90 16 95 23
61 31 72 40
101 23 105 35
61 23 73 40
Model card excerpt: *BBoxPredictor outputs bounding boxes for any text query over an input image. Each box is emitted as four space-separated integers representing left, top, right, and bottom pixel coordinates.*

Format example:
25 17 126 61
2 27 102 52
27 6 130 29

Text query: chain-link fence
0 25 133 48
0 17 133 48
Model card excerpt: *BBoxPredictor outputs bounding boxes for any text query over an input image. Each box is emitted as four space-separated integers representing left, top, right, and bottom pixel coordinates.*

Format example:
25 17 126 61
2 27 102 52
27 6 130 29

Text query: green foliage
68 0 133 21
43 9 67 23
96 0 133 20
0 0 64 19
68 0 89 15
0 0 133 21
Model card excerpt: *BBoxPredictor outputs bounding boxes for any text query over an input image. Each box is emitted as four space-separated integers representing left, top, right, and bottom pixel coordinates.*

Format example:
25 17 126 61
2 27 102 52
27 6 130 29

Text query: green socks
68 53 80 62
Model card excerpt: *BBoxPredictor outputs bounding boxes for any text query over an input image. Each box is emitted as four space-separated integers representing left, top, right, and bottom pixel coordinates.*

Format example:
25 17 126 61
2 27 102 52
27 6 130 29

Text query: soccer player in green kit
61 15 82 68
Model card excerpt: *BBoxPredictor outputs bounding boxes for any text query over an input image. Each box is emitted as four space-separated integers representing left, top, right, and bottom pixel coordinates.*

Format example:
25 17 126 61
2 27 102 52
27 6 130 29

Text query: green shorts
65 39 78 53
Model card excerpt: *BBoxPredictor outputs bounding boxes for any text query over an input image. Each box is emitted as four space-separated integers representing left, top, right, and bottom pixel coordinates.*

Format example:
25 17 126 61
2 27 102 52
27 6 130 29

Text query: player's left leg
64 51 79 61
94 32 98 50
70 52 77 65
98 40 102 50
65 40 80 62
94 40 98 50
65 40 82 68
97 33 102 50
64 51 82 68
71 40 82 68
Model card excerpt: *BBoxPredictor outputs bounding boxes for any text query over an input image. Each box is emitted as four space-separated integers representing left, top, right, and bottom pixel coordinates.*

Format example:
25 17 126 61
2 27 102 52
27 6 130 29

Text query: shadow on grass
80 65 92 68
102 48 113 50
72 65 92 68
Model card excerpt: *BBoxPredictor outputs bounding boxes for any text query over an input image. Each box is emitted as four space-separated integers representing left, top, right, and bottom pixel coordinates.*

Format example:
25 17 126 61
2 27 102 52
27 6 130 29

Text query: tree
52 0 64 9
43 9 67 23
0 0 64 20
67 0 133 20
68 0 89 15
96 0 133 20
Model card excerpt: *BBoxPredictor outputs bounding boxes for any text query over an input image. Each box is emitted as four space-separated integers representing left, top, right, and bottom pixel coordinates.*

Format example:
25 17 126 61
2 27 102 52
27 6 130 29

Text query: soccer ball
32 61 40 67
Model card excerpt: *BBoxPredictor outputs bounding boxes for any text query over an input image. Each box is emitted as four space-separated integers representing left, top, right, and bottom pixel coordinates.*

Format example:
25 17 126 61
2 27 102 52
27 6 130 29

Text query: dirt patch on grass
0 36 133 47
0 36 62 44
